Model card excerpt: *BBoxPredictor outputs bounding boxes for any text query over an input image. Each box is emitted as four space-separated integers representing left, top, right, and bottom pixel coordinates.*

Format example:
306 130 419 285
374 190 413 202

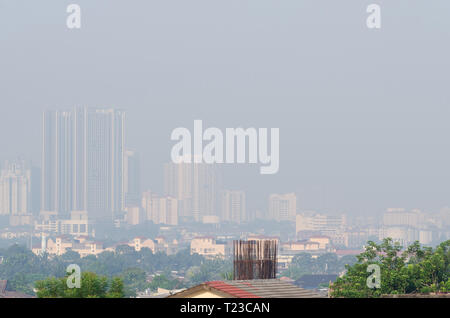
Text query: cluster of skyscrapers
0 107 252 230
0 106 306 232
2 106 447 250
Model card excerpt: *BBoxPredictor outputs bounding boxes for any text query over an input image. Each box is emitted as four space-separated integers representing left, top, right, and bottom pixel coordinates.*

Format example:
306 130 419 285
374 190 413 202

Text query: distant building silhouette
0 160 31 216
221 190 246 224
142 190 178 226
42 107 125 220
164 162 219 222
124 150 141 207
268 193 297 222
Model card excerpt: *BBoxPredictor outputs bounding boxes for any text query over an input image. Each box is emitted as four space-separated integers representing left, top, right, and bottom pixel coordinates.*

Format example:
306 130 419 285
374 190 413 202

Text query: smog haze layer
1 1 450 215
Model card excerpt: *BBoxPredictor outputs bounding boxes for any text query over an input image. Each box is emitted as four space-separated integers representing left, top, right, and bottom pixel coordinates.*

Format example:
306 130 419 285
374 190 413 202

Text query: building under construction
169 239 324 298
233 239 277 280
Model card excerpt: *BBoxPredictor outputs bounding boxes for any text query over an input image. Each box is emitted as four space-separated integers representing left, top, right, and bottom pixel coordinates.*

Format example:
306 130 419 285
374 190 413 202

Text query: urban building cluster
30 235 178 257
0 107 449 270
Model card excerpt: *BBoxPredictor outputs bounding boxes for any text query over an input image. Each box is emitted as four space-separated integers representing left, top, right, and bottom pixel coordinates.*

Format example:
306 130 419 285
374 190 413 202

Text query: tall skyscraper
42 107 125 220
164 162 192 219
141 190 158 221
0 160 31 216
42 109 75 215
163 162 219 222
192 163 218 222
30 166 41 214
268 193 297 222
124 150 141 207
221 190 246 224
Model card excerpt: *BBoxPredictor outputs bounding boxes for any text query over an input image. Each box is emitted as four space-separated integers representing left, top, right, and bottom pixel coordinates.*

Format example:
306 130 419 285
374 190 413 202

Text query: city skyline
2 2 450 216
3 104 450 219
2 0 450 303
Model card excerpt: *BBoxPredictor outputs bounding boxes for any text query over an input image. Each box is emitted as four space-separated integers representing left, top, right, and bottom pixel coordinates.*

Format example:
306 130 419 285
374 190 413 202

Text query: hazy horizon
2 1 450 216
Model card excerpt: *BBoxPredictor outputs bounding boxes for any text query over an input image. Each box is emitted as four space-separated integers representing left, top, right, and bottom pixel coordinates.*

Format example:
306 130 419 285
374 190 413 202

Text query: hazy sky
1 1 450 215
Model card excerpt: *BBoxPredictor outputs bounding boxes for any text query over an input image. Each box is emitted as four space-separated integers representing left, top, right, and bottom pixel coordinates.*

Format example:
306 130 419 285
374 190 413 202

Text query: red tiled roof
205 281 260 298
169 279 323 298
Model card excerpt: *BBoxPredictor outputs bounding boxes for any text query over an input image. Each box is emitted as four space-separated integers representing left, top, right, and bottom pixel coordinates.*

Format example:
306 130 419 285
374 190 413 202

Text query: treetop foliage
331 238 450 297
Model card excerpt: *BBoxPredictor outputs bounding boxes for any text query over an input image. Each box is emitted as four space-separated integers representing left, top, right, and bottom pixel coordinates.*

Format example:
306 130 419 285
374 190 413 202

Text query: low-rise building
308 236 331 250
190 237 227 259
281 240 320 252
34 211 91 236
128 236 156 252
32 235 105 257
127 236 179 255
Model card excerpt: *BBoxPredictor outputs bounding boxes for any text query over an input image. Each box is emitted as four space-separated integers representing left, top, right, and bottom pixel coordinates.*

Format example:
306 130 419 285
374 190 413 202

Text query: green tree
330 239 450 297
35 272 124 298
108 277 125 298
34 277 66 298
186 258 232 286
149 274 183 292
121 267 148 297
281 252 356 280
